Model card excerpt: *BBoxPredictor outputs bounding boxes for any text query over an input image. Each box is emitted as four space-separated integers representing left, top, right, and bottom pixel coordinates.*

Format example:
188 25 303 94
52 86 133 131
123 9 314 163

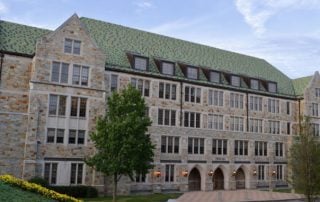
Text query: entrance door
213 168 224 190
235 168 245 189
188 168 201 191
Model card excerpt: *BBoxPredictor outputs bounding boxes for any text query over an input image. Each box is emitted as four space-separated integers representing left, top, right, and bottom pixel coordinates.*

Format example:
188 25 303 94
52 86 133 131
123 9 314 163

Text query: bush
50 185 98 198
28 177 49 188
0 175 81 202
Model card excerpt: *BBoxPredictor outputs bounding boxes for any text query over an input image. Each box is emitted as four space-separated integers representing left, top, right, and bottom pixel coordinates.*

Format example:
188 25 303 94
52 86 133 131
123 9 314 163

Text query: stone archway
213 168 224 190
235 168 245 189
188 168 201 191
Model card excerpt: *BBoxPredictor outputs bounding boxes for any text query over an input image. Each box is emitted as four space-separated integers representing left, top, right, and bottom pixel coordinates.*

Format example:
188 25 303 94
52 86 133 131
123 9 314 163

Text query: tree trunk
113 173 117 202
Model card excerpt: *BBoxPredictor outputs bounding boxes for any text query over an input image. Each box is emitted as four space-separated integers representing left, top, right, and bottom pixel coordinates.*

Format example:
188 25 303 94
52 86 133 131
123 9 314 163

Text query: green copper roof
0 20 50 55
0 17 297 96
80 17 295 96
293 76 312 96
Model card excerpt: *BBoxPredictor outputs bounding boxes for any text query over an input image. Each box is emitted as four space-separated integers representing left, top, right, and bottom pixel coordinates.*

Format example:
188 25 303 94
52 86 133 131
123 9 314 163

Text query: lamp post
269 169 276 192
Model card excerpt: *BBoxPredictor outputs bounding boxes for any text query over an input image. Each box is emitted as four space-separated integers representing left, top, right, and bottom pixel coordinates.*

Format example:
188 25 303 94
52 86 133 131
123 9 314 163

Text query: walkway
176 190 304 202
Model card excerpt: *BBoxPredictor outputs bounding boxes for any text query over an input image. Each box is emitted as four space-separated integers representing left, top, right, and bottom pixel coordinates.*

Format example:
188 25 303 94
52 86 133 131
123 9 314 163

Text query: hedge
0 175 82 202
50 185 98 198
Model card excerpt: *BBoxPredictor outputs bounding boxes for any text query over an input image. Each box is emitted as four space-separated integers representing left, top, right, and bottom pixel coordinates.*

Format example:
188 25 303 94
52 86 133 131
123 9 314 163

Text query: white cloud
235 0 320 35
134 0 154 12
0 0 8 14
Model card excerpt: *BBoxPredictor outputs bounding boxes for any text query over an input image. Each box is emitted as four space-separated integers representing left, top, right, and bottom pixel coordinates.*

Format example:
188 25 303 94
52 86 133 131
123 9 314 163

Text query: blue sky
1 0 320 79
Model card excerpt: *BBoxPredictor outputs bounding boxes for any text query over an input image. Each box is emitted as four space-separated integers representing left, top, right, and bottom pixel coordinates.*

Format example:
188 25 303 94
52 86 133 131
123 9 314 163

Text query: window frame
160 61 175 75
230 75 241 87
268 82 277 93
133 55 149 71
209 71 221 83
250 79 259 90
64 38 81 55
186 66 199 80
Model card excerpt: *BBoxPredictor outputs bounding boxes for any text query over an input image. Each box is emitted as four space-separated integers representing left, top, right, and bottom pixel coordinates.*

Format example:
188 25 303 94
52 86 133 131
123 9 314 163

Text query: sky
1 0 320 79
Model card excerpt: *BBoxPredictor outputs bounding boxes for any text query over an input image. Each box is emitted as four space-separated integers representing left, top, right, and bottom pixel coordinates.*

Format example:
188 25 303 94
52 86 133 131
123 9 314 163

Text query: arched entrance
235 168 245 189
213 168 224 190
188 168 201 191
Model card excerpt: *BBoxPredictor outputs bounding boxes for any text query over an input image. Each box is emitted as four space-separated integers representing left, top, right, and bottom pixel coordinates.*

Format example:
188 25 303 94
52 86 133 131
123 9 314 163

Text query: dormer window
250 79 259 90
134 56 148 71
64 38 81 55
268 82 277 93
231 75 240 87
187 66 198 80
161 61 174 75
210 71 220 83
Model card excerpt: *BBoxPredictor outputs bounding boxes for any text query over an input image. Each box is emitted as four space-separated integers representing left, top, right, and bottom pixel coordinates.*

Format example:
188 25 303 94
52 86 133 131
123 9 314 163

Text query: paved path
176 190 304 202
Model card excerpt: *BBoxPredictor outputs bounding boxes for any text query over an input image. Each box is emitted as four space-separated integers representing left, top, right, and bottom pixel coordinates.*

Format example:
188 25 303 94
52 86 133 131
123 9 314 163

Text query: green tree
86 85 154 202
290 116 320 202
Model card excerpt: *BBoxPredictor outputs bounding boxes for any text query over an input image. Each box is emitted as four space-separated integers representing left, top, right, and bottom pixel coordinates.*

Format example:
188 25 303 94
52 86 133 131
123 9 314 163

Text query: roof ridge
0 19 52 32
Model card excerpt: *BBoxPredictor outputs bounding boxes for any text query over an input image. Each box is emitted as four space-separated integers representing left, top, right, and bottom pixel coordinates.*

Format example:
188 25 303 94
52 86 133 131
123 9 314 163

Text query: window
47 128 64 144
161 62 174 75
231 75 240 86
286 101 290 115
165 165 174 182
249 118 263 133
69 130 85 145
210 71 220 83
188 138 205 154
268 120 280 134
208 90 223 106
161 136 179 154
159 82 176 100
234 140 248 156
312 103 319 117
312 123 320 136
212 139 227 155
268 82 277 93
44 163 58 184
134 172 146 183
249 96 263 111
184 86 201 103
316 88 320 97
70 163 83 184
275 142 283 157
110 74 118 92
268 99 280 113
158 109 176 126
48 95 67 116
230 93 244 109
187 66 198 79
131 78 150 97
255 141 267 156
64 38 81 55
208 114 223 130
258 165 265 180
230 116 244 132
250 79 259 90
51 62 69 83
134 56 148 71
70 97 87 118
184 111 201 128
72 65 89 86
287 122 291 135
276 165 283 180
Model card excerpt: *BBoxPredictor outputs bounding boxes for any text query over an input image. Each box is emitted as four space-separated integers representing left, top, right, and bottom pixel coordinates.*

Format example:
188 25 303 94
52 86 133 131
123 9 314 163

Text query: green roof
0 20 50 55
0 17 297 96
293 76 312 96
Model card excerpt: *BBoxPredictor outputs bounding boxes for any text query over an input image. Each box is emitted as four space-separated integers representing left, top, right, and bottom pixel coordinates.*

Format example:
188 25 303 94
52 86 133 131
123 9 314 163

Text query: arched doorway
235 168 245 189
213 168 224 190
188 168 201 191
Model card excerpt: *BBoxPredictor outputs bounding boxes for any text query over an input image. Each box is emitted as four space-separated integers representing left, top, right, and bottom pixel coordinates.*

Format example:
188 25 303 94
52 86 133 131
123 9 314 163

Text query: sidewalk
176 190 304 202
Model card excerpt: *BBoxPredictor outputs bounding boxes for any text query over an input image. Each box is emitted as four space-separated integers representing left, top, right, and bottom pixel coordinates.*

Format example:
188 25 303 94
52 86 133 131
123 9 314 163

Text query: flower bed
0 175 82 202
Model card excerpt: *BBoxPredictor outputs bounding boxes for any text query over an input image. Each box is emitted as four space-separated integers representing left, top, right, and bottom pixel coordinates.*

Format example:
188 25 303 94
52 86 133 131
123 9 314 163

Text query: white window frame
208 89 224 106
161 136 180 154
64 38 81 55
230 116 244 132
230 93 244 109
208 114 224 130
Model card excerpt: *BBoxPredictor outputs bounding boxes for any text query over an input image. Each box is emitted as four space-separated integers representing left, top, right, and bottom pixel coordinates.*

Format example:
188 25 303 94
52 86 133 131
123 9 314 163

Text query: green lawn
84 193 181 202
0 181 53 202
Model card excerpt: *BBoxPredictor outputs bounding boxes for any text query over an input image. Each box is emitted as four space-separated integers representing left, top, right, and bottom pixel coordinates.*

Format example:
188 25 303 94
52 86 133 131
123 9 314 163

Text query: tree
86 85 155 202
290 116 320 202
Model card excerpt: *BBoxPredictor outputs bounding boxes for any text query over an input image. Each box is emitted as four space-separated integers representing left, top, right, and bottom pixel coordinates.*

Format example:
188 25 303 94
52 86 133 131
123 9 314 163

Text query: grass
84 193 181 202
0 181 53 202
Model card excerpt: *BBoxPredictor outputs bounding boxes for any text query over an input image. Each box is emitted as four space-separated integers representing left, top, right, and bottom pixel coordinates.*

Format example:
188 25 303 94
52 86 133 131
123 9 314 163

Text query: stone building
0 14 319 194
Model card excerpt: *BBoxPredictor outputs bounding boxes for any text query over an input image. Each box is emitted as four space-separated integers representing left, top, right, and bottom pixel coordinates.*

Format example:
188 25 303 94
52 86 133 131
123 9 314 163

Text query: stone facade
0 14 319 195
